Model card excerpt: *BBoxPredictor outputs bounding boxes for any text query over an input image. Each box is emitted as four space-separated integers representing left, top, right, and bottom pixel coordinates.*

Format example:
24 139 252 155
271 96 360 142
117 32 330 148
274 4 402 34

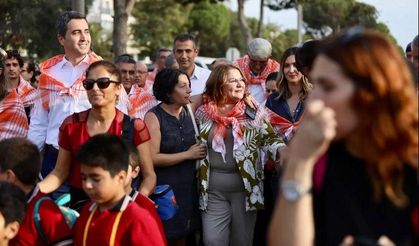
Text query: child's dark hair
266 72 279 82
128 146 140 169
0 138 41 186
0 181 26 225
76 134 129 176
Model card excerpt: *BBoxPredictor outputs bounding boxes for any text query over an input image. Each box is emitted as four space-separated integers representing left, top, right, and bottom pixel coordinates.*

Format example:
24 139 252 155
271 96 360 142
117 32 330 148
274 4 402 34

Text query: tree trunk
256 0 264 37
113 0 135 56
237 0 253 46
71 0 85 15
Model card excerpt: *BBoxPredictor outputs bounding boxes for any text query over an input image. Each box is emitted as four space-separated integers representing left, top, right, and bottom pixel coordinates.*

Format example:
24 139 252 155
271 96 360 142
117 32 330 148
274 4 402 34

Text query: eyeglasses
265 89 277 93
249 57 268 67
83 77 119 90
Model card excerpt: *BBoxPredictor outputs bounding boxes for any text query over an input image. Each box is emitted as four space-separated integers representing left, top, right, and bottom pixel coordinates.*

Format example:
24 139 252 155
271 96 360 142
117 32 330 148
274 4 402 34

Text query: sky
230 0 418 47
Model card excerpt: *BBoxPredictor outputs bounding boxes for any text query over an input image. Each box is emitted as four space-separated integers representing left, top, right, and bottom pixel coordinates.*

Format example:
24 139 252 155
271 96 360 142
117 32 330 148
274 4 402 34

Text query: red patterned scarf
37 52 102 110
234 55 280 85
0 90 28 140
202 100 248 161
17 77 37 107
128 85 158 120
267 108 300 141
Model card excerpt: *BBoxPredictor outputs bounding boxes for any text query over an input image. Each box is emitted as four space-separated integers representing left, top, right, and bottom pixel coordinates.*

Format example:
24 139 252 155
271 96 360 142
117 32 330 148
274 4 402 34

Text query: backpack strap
121 114 135 146
33 197 52 243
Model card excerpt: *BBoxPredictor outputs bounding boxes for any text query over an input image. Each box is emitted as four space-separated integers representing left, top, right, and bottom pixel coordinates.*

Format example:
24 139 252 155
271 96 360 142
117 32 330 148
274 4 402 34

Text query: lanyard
82 206 123 246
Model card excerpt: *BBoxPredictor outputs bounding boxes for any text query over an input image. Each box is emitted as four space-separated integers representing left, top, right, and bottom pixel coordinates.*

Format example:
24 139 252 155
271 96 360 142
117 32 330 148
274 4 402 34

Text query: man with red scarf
28 11 127 199
234 38 280 104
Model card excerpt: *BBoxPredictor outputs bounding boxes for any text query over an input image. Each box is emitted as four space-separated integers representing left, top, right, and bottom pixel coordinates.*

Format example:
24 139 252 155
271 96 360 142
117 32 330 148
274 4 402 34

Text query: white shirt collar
60 54 90 69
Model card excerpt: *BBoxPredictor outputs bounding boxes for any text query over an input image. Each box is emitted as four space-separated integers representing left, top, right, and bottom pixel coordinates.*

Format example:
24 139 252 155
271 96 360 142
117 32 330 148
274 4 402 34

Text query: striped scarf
234 55 280 85
17 76 37 107
0 90 28 140
128 85 158 120
267 108 300 141
37 52 102 110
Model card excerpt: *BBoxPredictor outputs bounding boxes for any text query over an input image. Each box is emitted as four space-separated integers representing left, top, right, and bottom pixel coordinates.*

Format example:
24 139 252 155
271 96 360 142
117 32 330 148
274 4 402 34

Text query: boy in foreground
73 134 165 245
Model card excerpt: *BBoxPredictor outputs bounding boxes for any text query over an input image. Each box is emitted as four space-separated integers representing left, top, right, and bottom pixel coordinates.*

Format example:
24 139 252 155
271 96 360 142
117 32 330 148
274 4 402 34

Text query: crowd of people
0 10 418 246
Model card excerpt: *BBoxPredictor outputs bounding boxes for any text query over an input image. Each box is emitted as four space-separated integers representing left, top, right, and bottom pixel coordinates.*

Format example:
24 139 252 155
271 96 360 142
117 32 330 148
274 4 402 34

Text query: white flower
243 178 252 192
243 159 255 179
250 186 263 204
236 145 251 161
260 122 269 135
201 179 208 190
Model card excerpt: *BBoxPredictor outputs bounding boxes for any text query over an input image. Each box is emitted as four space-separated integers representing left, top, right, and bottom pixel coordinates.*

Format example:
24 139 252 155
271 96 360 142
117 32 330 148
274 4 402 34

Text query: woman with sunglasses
269 28 418 246
39 60 156 209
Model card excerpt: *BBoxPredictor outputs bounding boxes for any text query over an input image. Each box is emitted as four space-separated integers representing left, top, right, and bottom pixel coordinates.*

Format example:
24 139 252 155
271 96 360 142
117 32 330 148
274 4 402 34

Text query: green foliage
188 1 230 56
90 23 113 60
260 24 311 60
301 0 395 39
131 0 190 57
0 0 73 60
0 0 93 60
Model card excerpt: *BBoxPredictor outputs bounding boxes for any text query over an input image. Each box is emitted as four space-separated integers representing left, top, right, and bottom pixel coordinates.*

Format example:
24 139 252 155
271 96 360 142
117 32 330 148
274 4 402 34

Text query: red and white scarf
267 108 300 141
0 90 28 140
202 100 248 162
234 55 280 85
17 76 37 107
128 85 158 120
37 52 102 110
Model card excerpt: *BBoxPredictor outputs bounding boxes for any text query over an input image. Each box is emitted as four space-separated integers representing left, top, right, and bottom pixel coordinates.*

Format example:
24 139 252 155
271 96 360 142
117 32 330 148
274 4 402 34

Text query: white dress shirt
190 65 211 96
28 55 128 150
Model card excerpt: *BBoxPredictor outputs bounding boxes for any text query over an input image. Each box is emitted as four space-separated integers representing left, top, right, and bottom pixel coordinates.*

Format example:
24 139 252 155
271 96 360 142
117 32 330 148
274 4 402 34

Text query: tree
131 0 190 57
188 2 231 56
301 0 395 40
256 0 265 37
113 0 136 56
0 0 72 60
90 23 113 60
237 0 253 46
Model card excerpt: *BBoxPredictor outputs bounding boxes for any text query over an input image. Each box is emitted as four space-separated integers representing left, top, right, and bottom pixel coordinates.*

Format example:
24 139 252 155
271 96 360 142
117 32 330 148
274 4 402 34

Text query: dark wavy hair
318 27 418 207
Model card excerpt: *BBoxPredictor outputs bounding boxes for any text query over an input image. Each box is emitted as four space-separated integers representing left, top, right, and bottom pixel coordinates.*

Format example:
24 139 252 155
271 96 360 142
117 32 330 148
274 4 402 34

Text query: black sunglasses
82 77 120 90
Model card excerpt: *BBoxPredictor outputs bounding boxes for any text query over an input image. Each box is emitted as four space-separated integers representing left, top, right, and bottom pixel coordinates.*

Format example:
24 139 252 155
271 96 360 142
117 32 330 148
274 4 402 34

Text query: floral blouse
195 105 285 211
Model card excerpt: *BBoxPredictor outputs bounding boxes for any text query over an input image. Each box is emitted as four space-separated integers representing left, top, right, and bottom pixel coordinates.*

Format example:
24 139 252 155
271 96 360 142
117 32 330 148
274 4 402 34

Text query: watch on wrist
281 180 311 202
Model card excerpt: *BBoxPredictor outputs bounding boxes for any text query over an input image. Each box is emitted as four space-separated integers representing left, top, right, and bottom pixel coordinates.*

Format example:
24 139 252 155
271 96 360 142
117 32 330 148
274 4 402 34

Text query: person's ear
116 170 127 184
4 170 17 183
57 34 65 46
115 83 122 96
4 221 20 240
131 166 140 179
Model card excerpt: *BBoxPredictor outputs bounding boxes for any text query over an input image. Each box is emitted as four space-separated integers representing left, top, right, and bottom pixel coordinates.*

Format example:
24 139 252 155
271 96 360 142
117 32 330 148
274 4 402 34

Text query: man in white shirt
28 11 127 198
173 34 211 96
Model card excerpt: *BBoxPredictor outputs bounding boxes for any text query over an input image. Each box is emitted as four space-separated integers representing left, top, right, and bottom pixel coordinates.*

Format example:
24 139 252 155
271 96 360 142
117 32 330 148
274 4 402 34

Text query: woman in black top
144 69 206 245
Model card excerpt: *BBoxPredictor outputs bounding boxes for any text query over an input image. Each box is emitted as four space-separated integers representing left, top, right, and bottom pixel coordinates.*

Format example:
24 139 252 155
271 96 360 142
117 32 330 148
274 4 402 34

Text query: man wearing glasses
234 38 280 104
